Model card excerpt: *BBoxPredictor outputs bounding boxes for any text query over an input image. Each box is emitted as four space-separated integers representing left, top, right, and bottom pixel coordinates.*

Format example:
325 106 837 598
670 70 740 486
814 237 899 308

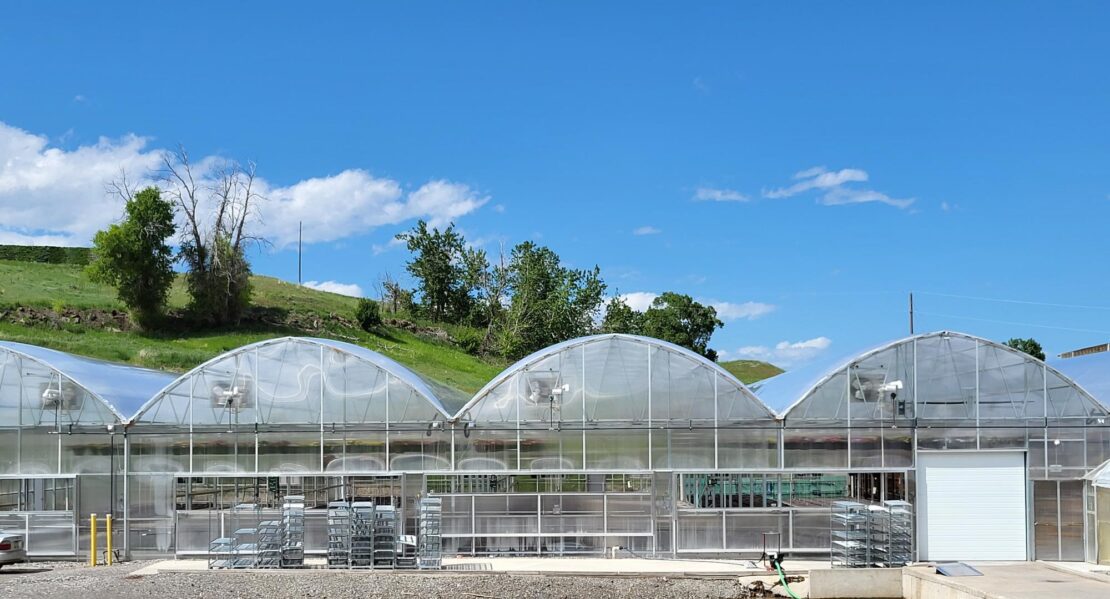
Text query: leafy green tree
1005 337 1046 361
87 187 176 328
601 296 643 334
396 220 479 323
496 242 606 359
640 292 723 360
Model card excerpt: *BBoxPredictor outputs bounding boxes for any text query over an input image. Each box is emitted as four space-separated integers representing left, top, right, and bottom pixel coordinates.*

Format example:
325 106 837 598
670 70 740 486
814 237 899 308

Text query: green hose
774 561 803 599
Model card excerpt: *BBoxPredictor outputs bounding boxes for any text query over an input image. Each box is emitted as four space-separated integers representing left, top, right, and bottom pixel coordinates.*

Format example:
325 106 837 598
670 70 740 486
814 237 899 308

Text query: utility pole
298 221 303 285
909 292 915 335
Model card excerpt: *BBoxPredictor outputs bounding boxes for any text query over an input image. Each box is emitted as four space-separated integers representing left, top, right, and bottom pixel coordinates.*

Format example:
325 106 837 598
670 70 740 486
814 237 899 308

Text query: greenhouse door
917 451 1027 561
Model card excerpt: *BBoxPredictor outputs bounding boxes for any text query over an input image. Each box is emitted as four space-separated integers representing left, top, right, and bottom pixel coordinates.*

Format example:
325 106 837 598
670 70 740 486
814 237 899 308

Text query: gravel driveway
0 562 784 598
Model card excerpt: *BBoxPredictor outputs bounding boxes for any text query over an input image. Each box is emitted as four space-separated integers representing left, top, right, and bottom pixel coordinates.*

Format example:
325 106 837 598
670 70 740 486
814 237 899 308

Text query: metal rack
373 505 398 568
209 503 262 569
830 501 872 568
282 495 306 568
256 518 283 568
417 496 442 569
350 501 376 568
883 500 913 567
327 500 351 569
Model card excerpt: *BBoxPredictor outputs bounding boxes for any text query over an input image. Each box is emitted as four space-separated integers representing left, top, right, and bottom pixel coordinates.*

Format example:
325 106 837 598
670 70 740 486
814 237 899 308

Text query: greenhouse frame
1 331 1108 563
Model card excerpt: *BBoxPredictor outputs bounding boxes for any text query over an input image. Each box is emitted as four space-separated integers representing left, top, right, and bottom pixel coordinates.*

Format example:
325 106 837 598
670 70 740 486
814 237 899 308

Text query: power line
917 291 1110 312
915 310 1110 335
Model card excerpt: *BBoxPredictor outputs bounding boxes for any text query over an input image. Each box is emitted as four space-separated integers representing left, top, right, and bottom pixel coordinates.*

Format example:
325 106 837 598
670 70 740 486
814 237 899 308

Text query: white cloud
705 300 776 321
633 225 661 236
302 280 364 297
73 95 86 103
618 292 658 312
764 167 868 199
0 120 488 248
820 187 913 208
733 336 832 367
762 166 914 209
693 187 749 202
493 204 506 213
616 292 775 322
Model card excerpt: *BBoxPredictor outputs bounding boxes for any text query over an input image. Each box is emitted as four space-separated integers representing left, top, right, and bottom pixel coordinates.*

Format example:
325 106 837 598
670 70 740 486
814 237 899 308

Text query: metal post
909 292 914 335
89 513 97 566
105 514 113 565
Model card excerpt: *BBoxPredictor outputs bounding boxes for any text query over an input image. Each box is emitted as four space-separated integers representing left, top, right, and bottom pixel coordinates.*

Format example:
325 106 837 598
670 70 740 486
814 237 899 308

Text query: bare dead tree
159 144 268 324
105 167 137 203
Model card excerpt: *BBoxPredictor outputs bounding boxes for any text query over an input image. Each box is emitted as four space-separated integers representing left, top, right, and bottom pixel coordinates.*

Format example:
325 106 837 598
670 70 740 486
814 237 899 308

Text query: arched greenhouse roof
456 333 776 423
0 340 176 424
129 336 458 426
754 330 1110 420
1048 351 1110 409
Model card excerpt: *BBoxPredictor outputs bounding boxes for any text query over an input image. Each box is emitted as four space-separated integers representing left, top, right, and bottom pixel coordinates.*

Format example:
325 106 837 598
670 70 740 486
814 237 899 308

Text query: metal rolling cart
417 496 443 570
327 500 352 569
281 495 306 568
830 501 871 568
373 504 398 568
884 500 913 566
349 501 376 568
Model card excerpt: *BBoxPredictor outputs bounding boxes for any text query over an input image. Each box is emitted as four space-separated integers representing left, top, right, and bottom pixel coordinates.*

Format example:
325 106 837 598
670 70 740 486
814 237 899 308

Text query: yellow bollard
105 514 113 566
89 513 97 567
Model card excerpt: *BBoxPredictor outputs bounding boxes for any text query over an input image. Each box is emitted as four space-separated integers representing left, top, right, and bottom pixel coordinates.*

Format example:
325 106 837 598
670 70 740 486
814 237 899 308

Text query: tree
640 292 723 360
161 146 263 325
601 296 643 335
87 187 176 328
396 221 479 323
355 298 382 330
495 242 606 359
1005 337 1046 361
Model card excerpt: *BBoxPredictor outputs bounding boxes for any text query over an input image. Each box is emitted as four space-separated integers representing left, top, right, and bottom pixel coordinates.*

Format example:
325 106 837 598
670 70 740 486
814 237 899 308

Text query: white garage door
918 451 1027 561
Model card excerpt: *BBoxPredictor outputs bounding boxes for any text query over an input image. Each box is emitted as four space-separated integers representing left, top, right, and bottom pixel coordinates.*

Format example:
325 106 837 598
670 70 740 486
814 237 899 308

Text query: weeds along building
1 332 1108 563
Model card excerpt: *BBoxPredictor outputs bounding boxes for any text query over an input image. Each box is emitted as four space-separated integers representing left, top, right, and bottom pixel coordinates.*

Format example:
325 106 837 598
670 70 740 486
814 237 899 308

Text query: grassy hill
719 359 784 384
0 260 502 395
0 259 783 395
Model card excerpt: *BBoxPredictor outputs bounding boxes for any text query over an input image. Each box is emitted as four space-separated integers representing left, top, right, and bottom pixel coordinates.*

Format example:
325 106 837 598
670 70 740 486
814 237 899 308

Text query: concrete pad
810 568 902 598
903 563 1110 599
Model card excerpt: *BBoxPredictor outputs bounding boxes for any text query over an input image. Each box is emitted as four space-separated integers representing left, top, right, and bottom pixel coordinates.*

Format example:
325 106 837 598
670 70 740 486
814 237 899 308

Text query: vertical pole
89 513 97 566
105 514 113 565
909 293 914 335
298 221 303 285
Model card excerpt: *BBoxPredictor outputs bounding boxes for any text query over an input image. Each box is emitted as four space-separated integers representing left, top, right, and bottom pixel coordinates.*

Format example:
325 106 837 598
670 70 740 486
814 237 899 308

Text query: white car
0 531 27 568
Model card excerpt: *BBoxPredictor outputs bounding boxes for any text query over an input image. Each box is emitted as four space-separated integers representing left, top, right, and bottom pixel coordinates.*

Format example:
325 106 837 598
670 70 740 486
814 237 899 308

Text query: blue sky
2 1 1109 366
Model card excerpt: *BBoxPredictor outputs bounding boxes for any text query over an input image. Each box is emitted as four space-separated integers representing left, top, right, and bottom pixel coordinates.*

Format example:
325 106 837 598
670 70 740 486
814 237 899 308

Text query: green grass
0 260 504 395
0 259 780 396
719 359 783 384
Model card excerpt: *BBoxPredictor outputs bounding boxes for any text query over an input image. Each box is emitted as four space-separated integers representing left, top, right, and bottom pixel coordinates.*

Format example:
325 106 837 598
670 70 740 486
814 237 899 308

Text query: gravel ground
0 562 792 598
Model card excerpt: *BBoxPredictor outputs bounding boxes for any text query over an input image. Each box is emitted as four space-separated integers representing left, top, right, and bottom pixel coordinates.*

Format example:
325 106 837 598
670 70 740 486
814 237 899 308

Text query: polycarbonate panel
20 428 58 474
323 433 387 472
676 512 723 550
257 431 321 472
192 431 253 473
585 339 647 422
585 429 648 470
255 340 321 425
652 429 714 469
455 429 518 471
791 370 848 421
519 428 583 470
649 346 712 422
129 433 189 472
784 428 847 469
388 430 451 471
718 428 779 468
133 337 454 431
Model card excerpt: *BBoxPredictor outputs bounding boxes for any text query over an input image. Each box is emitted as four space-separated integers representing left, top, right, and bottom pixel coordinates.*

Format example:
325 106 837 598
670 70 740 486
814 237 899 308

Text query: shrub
454 327 483 355
355 298 382 331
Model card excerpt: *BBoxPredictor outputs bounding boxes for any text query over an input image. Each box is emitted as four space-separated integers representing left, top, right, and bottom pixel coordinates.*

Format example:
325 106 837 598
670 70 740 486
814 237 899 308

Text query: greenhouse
0 340 176 557
0 331 1108 563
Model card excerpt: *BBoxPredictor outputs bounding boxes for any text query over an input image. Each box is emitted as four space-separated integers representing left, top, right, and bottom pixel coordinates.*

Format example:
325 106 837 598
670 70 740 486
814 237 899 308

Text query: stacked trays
884 500 913 566
282 495 306 568
209 503 262 569
830 501 871 568
373 505 398 568
327 501 351 569
350 501 376 568
417 496 443 570
256 519 284 568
